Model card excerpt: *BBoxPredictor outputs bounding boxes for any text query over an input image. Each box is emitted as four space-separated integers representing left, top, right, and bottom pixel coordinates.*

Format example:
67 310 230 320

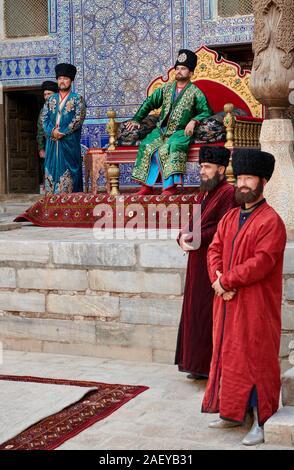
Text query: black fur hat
199 146 231 167
41 81 58 93
174 49 197 71
55 63 77 81
232 149 275 181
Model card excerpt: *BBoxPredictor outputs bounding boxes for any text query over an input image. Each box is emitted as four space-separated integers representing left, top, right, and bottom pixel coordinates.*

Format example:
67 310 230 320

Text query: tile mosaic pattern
0 37 57 60
0 57 57 85
67 0 185 119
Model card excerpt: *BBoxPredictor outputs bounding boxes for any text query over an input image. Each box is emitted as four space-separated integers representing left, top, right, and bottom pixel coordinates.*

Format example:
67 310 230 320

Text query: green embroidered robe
132 81 211 183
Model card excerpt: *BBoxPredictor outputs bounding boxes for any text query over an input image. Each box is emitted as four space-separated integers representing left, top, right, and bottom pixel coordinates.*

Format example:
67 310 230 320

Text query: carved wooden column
250 0 294 118
250 0 294 237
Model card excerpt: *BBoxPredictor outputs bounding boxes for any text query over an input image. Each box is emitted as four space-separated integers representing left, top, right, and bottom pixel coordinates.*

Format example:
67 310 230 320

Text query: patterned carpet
0 375 148 451
14 191 199 229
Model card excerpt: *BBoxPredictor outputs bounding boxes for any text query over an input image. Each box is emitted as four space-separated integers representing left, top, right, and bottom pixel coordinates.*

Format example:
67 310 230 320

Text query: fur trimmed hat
199 146 230 167
41 81 58 93
174 49 197 72
232 149 275 181
55 63 77 81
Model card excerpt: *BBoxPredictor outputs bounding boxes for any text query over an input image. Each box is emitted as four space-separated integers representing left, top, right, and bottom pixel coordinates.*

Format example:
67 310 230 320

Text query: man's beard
58 85 71 92
175 75 189 83
235 178 264 204
199 172 222 193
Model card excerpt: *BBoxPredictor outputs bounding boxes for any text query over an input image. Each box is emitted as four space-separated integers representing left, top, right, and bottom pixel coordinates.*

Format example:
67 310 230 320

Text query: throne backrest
147 45 264 118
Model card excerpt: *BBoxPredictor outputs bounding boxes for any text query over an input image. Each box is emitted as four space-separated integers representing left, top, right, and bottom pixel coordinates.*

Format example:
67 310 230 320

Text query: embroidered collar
59 90 71 106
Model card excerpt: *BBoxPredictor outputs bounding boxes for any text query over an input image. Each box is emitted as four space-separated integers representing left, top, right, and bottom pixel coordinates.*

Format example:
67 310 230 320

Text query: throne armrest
223 104 263 148
106 110 119 150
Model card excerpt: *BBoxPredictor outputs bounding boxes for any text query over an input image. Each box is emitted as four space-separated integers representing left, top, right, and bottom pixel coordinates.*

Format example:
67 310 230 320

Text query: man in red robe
175 146 236 379
202 149 287 446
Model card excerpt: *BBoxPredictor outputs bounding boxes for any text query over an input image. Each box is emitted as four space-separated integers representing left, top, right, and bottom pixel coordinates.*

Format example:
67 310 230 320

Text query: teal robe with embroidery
132 81 211 183
42 91 86 194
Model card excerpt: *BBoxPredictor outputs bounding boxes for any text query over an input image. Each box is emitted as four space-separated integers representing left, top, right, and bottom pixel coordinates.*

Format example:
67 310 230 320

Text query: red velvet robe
202 202 286 425
175 180 236 376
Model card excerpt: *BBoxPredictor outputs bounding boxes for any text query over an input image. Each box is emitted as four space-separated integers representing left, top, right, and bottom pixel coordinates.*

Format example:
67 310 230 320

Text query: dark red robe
175 179 236 376
202 202 286 425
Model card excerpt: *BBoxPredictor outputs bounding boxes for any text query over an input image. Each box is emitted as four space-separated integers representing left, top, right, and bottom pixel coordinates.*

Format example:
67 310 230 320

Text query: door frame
0 85 42 194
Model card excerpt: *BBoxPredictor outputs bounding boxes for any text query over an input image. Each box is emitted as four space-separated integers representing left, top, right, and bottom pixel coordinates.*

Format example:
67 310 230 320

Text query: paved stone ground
0 350 292 450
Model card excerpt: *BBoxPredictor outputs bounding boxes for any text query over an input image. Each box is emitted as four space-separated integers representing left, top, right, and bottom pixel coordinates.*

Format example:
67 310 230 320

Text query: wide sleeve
133 86 164 123
221 216 286 290
178 188 235 248
36 109 46 151
62 95 87 136
201 190 236 247
207 217 227 283
41 97 56 139
192 91 212 122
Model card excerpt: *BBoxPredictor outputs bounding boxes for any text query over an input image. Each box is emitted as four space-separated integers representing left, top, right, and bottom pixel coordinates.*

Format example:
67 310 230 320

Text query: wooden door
5 92 40 193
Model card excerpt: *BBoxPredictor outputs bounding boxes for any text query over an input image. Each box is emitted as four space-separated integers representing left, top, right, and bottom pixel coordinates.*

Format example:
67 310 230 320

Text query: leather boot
161 185 177 196
186 373 207 380
209 418 242 429
136 184 153 196
242 407 264 445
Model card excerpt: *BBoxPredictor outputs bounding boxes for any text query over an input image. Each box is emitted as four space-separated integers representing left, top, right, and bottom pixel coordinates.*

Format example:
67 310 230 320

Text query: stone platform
0 220 293 371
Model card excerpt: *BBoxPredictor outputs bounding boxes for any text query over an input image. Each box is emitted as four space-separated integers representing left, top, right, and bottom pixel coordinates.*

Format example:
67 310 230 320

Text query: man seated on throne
126 49 212 195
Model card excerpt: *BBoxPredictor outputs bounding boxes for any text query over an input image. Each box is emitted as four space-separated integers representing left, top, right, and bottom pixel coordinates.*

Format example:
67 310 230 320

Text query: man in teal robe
42 63 86 194
126 49 212 195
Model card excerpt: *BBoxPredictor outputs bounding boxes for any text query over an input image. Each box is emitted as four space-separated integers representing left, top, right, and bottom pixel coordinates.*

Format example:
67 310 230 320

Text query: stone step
0 221 22 231
0 195 42 218
0 194 41 203
282 367 294 406
0 203 36 218
264 406 294 447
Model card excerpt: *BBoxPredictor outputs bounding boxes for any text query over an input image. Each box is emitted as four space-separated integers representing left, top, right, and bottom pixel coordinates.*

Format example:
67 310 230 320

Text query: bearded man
126 49 212 196
42 63 86 194
202 149 287 446
175 146 236 379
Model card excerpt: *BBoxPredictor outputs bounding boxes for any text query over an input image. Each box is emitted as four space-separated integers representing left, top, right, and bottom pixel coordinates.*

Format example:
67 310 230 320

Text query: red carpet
0 374 148 451
14 191 199 229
